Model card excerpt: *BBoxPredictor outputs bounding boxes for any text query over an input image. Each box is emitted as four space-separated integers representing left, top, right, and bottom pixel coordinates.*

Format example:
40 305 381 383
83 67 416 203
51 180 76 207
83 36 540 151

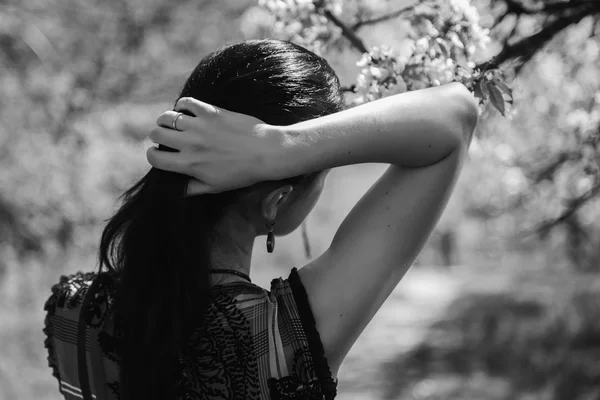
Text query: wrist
267 124 307 180
255 123 300 182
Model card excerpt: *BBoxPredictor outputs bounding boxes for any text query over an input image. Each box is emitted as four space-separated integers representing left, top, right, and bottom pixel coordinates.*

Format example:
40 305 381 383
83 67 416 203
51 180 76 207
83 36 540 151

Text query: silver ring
172 112 183 131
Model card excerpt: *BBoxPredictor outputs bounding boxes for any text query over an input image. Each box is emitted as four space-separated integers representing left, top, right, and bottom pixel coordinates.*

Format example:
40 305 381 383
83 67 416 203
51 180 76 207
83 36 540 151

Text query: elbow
450 83 479 145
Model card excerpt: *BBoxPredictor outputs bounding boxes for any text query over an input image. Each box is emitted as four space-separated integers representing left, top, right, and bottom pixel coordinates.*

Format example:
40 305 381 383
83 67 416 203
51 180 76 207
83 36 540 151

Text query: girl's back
44 268 338 400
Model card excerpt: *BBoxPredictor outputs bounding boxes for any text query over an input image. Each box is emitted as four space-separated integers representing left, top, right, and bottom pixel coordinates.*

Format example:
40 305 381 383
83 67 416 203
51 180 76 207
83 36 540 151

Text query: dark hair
98 39 344 400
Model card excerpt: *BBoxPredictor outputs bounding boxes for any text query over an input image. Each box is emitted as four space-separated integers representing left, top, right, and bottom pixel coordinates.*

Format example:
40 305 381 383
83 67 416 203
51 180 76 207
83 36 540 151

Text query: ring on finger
172 112 183 131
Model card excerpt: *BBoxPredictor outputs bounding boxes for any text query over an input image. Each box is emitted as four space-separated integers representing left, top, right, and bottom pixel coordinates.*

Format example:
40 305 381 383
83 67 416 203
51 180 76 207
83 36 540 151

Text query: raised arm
147 82 478 378
271 82 477 175
272 82 478 377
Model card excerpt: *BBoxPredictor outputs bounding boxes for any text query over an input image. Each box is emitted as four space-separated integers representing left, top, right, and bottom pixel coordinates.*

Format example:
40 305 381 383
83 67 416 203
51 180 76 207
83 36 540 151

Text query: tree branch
542 0 598 14
481 1 600 69
351 4 414 31
530 181 600 238
504 0 540 15
532 151 580 183
321 7 369 54
492 0 539 28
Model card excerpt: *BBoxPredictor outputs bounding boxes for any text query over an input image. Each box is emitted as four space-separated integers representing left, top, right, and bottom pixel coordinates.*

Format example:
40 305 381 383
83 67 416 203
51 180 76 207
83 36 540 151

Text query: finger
156 110 193 132
148 126 203 150
146 146 192 174
147 126 193 150
185 178 214 197
175 97 221 117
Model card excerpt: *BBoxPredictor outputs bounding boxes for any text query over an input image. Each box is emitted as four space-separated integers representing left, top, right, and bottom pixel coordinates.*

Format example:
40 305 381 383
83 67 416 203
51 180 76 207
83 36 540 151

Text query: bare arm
147 82 477 375
271 82 478 176
147 82 475 195
273 82 478 377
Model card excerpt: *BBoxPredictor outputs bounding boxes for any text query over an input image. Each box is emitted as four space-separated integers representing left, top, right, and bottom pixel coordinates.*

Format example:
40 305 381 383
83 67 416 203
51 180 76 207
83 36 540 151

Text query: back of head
182 39 343 124
98 39 343 400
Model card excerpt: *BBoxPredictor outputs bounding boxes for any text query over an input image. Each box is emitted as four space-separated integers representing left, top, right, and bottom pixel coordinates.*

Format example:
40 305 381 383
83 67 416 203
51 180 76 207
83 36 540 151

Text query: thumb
185 178 214 197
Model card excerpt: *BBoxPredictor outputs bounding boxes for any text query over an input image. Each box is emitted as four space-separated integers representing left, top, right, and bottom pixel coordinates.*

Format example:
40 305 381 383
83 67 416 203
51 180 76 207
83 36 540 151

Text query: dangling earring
266 222 275 253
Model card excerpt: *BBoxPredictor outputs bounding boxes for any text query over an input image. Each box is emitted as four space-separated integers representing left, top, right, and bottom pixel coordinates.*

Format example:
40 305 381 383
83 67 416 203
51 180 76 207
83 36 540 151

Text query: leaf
479 79 489 99
486 81 506 116
491 78 514 108
493 79 513 95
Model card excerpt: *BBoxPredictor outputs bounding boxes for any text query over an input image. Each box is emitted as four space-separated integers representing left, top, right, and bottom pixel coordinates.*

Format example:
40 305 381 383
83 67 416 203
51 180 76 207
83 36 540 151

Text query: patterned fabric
43 267 338 400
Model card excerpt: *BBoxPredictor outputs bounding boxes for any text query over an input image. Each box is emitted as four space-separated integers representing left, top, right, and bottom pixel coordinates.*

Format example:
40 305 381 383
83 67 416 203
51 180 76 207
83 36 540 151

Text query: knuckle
191 140 203 151
209 105 220 115
188 159 204 176
156 111 172 127
177 97 201 117
187 158 199 171
183 164 196 178
179 97 197 109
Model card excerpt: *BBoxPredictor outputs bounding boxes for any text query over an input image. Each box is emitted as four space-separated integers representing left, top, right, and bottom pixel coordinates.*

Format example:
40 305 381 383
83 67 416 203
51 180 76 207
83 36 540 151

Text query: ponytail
98 162 233 399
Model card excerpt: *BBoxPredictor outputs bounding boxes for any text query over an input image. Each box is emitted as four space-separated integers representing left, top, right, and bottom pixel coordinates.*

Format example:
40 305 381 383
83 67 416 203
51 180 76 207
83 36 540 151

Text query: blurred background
1 0 599 399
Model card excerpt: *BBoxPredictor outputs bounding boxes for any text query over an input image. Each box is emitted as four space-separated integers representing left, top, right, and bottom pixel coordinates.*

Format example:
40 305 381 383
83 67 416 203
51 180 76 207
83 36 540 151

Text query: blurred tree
0 0 253 266
468 0 600 270
1 0 599 271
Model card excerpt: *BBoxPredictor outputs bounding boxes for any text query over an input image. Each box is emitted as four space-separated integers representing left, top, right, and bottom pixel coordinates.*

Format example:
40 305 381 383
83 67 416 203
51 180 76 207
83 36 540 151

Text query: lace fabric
43 268 337 400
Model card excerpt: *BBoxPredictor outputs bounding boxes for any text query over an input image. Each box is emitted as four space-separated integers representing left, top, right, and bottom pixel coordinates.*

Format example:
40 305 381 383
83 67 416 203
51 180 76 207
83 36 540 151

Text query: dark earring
266 222 275 253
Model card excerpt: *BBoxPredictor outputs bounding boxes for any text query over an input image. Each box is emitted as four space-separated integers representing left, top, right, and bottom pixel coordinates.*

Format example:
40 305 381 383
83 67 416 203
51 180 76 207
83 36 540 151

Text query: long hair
98 39 344 400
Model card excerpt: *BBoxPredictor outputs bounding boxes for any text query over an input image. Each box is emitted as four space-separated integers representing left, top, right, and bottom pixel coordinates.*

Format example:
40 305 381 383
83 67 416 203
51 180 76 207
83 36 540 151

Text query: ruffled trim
42 271 104 388
287 267 338 400
43 276 68 388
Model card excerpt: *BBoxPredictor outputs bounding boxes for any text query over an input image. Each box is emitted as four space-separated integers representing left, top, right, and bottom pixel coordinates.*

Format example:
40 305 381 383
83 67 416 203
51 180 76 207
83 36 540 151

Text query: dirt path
334 266 484 400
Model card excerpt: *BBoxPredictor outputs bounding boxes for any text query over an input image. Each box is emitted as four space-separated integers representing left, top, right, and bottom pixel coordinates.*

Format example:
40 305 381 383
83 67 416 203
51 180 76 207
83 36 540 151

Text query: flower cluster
354 45 410 103
258 0 507 115
257 0 342 55
353 47 459 105
414 0 491 59
353 0 494 106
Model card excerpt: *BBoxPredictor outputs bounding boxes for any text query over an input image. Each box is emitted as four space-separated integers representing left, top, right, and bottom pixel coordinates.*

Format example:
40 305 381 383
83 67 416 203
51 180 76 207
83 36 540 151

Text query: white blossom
257 0 497 109
257 0 343 54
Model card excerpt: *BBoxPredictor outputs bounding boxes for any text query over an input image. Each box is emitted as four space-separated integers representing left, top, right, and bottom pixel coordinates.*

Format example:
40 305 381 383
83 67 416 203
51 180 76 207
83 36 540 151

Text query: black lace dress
43 267 338 400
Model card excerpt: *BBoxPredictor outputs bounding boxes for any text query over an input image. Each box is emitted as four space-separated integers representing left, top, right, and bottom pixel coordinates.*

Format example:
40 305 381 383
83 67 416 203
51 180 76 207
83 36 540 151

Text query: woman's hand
147 97 282 195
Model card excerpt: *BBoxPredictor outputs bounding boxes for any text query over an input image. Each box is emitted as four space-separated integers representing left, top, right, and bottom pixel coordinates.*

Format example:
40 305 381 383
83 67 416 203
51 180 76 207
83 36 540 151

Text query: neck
209 210 256 285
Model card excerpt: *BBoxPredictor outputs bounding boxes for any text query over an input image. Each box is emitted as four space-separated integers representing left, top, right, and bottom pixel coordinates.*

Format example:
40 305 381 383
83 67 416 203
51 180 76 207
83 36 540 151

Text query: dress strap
287 267 338 399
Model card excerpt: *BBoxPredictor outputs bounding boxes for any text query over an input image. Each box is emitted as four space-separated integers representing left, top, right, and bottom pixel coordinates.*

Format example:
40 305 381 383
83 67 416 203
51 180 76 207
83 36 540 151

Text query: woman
43 39 478 400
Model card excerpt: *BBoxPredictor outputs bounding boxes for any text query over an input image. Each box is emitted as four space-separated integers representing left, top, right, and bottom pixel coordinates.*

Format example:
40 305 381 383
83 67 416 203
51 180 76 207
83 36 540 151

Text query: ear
261 185 294 220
